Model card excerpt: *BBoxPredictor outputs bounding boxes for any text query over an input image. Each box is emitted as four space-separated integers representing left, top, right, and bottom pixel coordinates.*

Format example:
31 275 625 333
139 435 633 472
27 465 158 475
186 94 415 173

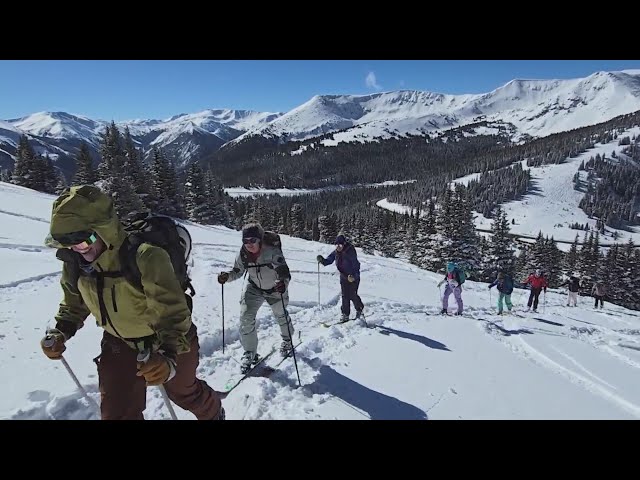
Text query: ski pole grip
137 349 151 363
43 335 56 348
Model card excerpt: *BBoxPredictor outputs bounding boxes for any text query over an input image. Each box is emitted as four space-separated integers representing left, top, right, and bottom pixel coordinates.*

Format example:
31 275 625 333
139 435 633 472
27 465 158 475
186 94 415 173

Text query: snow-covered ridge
231 70 640 146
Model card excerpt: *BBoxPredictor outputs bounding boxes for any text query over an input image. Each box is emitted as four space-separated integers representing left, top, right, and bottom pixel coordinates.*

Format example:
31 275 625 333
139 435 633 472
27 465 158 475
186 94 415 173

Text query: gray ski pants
239 284 294 353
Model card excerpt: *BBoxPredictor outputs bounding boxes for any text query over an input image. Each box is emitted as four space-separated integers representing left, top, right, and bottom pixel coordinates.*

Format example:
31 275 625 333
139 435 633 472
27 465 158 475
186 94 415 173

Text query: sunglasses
53 231 98 249
243 237 260 245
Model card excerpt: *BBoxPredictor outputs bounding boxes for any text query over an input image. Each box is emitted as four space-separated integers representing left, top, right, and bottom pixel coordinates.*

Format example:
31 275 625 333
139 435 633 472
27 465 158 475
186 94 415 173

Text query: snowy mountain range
0 109 282 175
2 69 640 178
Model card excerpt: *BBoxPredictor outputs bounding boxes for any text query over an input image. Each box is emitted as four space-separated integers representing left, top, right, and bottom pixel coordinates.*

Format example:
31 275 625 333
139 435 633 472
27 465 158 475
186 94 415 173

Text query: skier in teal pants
488 272 514 315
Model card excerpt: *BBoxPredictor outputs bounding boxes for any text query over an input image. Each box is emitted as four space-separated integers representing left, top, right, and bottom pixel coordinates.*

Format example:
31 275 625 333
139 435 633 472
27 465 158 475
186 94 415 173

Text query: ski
221 347 277 394
322 318 352 327
322 316 371 328
260 339 305 377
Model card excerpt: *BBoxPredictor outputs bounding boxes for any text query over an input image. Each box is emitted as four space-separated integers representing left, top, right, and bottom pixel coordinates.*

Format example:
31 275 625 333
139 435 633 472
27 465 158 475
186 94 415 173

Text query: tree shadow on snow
302 359 428 420
375 326 451 351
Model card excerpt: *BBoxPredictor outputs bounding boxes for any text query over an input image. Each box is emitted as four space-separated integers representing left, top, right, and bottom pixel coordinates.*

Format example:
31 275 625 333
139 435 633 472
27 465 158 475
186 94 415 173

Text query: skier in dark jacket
488 272 514 315
317 234 364 322
592 281 606 309
560 276 581 307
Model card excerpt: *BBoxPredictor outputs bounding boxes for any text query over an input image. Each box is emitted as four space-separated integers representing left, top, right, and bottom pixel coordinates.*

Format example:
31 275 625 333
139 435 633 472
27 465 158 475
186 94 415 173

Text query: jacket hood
47 185 126 249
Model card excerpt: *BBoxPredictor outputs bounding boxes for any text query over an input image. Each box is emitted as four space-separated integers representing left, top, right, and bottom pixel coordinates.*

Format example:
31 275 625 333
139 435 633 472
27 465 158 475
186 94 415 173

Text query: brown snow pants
96 324 222 420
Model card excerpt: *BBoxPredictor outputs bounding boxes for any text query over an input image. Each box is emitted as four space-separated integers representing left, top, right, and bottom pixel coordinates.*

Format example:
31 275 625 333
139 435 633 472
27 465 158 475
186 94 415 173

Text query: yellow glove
137 353 175 386
40 330 66 360
348 275 355 283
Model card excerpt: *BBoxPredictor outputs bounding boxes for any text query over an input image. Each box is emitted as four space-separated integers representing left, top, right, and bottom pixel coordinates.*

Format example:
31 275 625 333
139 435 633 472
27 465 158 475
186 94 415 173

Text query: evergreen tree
123 127 152 207
318 214 338 244
565 233 580 276
185 162 213 223
12 135 36 188
290 203 307 238
72 142 96 185
488 207 516 275
97 123 144 218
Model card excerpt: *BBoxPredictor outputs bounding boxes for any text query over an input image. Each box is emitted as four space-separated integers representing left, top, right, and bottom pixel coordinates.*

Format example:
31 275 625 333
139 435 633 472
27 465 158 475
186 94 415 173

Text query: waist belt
249 279 275 294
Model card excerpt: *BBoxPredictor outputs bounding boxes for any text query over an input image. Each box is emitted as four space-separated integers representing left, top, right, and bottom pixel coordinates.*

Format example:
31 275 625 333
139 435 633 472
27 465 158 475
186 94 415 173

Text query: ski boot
280 337 293 358
338 313 350 323
240 351 260 374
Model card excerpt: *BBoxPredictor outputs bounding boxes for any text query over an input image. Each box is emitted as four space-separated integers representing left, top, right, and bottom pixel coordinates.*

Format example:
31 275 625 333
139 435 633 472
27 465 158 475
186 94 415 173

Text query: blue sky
2 60 640 122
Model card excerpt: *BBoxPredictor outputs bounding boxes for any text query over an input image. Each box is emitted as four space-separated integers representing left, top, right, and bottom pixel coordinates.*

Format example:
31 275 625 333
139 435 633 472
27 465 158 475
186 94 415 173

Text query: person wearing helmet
41 185 224 420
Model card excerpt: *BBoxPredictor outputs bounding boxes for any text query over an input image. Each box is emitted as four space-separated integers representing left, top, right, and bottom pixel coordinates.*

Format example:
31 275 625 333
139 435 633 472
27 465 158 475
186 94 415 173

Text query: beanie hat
335 234 346 245
242 222 264 240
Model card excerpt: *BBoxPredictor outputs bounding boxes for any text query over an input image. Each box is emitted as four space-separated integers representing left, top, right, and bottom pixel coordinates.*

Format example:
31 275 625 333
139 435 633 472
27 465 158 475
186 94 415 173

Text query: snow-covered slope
378 126 640 250
2 181 640 420
232 70 640 146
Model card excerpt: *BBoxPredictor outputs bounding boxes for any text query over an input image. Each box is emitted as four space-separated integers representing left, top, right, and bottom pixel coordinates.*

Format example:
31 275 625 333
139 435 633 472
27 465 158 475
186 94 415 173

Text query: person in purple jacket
317 234 365 323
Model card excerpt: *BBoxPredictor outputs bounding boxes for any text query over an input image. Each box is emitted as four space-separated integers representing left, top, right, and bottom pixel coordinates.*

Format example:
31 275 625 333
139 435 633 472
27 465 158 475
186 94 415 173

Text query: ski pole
43 336 100 413
221 283 225 354
280 292 302 387
317 263 321 307
137 349 178 420
543 290 546 314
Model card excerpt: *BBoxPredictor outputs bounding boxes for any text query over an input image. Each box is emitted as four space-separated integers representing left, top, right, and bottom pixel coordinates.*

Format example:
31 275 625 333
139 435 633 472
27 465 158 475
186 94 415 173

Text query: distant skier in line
523 269 548 313
317 234 364 323
488 272 514 315
437 261 465 315
592 281 606 309
560 275 582 307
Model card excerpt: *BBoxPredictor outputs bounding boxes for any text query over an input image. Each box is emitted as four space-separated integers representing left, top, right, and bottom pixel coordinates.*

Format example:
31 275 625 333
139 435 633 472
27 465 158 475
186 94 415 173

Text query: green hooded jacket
48 185 191 359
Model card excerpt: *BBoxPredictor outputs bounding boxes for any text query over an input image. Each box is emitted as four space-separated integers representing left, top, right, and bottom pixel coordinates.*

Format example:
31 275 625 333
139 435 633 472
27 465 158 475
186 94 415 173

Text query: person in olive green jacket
40 185 224 420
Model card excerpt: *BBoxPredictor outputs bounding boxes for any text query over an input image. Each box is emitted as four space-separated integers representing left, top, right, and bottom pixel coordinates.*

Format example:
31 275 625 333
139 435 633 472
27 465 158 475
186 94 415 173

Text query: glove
274 280 286 294
316 255 324 264
40 329 66 360
136 352 175 386
487 285 491 289
347 274 355 283
218 272 229 284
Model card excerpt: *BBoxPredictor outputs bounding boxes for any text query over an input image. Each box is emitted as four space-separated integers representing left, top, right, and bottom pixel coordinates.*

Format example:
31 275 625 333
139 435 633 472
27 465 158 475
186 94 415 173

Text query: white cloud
365 71 382 90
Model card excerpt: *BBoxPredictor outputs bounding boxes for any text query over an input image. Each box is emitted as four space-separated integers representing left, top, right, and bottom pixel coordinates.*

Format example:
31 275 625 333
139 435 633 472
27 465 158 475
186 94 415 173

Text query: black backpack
119 212 194 297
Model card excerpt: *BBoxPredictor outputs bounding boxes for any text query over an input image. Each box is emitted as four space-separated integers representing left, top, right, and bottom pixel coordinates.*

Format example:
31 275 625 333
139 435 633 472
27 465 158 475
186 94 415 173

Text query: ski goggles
243 237 260 245
52 231 98 249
